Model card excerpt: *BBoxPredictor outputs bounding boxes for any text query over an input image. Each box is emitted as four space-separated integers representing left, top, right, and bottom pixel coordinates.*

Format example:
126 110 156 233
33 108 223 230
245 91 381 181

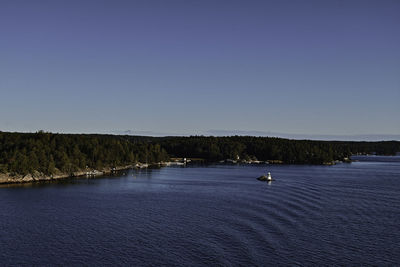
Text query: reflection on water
0 157 399 266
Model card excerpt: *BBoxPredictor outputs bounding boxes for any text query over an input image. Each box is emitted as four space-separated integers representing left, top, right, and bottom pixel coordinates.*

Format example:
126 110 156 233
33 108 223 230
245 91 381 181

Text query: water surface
1 156 399 266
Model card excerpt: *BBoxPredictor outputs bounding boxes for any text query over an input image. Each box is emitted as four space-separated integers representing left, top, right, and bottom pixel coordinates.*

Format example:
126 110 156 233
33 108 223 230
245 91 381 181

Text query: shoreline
0 160 203 185
0 163 157 185
0 159 351 185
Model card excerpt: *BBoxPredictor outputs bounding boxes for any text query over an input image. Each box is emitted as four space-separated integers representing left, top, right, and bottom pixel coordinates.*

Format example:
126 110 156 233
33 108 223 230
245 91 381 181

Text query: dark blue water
1 156 399 266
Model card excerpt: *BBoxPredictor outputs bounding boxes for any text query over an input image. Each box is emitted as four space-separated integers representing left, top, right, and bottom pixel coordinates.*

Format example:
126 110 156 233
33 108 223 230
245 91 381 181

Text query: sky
1 0 399 140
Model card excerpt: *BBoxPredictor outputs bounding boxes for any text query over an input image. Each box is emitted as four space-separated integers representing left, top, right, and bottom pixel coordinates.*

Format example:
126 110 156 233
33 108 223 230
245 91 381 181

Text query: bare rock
22 174 34 182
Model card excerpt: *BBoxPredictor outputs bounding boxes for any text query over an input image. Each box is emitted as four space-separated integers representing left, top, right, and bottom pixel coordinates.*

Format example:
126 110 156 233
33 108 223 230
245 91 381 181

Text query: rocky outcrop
0 164 136 185
0 172 59 184
257 175 274 182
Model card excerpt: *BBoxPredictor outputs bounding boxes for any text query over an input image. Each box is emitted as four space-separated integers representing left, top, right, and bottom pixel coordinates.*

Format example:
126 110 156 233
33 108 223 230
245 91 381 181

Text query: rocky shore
0 159 196 185
0 163 151 185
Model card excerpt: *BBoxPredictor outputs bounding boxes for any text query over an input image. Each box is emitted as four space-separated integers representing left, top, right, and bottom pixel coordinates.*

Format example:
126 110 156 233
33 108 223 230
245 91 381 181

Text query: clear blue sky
1 0 399 139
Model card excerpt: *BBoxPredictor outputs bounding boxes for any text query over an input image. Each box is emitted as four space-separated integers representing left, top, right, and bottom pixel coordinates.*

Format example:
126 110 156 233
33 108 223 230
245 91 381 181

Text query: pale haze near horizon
1 0 399 140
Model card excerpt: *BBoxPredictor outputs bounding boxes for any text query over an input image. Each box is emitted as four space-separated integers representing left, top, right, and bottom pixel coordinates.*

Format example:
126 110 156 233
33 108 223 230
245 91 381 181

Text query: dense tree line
159 136 399 164
0 131 168 176
158 136 344 164
0 131 399 176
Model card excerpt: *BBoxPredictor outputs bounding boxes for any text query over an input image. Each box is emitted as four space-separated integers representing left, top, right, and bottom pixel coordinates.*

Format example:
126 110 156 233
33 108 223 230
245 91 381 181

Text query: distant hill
113 129 400 141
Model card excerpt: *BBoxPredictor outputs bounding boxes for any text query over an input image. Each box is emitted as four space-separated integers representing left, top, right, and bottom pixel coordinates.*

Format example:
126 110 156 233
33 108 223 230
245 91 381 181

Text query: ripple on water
1 161 400 266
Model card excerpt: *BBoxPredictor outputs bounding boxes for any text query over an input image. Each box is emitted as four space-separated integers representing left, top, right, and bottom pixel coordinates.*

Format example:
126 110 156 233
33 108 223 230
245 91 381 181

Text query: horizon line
1 129 399 142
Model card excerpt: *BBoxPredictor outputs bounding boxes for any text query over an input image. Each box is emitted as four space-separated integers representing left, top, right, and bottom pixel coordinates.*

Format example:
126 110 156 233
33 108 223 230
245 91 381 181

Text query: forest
0 131 168 176
157 136 399 164
0 131 399 176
